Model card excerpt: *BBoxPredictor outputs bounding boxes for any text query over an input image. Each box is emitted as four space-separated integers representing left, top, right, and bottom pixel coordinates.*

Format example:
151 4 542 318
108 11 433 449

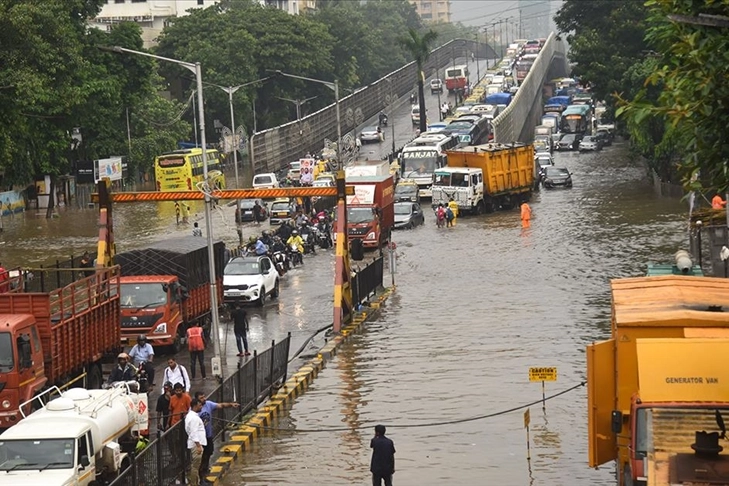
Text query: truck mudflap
587 338 617 467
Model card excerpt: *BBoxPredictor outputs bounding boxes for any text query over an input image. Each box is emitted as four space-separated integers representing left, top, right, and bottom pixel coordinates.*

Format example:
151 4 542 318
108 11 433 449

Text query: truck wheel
87 365 103 390
271 280 280 299
257 287 266 307
475 201 484 215
171 335 182 354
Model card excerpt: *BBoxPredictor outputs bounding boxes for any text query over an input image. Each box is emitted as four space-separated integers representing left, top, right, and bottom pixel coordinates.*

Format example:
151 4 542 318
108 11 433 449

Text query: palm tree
399 28 438 134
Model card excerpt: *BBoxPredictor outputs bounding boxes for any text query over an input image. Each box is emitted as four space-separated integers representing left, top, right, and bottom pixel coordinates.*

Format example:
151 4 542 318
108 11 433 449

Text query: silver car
579 135 600 152
360 126 384 143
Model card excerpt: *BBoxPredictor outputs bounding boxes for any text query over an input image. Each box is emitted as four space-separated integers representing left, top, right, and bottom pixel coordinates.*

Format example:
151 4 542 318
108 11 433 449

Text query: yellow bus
154 148 226 192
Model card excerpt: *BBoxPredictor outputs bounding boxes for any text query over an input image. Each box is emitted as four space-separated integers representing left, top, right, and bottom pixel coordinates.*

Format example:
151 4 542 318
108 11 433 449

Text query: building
409 0 451 24
518 0 551 40
90 0 317 47
89 1 218 47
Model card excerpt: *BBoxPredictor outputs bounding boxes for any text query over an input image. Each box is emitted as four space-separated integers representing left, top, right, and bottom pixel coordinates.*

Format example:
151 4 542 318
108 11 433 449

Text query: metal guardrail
251 39 497 174
352 256 384 306
109 336 291 486
492 33 568 144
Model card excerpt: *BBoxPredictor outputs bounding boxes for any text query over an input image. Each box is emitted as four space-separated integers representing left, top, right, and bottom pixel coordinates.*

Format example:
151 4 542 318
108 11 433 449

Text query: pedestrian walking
185 398 206 486
231 303 250 357
520 201 532 228
156 381 173 431
192 222 203 237
163 357 190 393
447 198 459 227
253 201 263 225
168 382 191 428
186 322 207 380
181 203 190 224
370 424 396 486
175 201 181 225
435 203 446 228
194 391 240 477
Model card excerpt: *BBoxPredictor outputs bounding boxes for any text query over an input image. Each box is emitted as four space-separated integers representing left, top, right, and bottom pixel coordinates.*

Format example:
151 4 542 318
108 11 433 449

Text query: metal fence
492 33 568 144
251 39 497 174
352 256 384 306
19 251 98 293
109 336 291 486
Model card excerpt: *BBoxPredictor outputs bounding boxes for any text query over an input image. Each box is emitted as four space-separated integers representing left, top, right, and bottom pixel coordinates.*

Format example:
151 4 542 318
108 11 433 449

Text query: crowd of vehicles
154 147 225 192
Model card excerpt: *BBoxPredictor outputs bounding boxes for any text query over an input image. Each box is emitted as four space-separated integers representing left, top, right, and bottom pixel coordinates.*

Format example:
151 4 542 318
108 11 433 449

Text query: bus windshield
401 150 439 177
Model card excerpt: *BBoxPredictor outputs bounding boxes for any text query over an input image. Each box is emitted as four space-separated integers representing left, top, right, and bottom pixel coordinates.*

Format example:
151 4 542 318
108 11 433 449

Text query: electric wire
211 381 586 433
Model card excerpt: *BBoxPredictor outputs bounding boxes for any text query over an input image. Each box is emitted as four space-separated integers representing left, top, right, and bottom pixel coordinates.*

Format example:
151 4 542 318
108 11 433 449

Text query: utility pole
499 19 505 58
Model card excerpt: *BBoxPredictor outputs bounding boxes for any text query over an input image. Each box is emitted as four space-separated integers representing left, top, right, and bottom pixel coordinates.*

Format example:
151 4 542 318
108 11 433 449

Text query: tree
399 28 438 134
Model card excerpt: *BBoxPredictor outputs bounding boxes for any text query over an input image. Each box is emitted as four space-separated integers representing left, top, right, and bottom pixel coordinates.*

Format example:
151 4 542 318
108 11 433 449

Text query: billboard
95 157 124 182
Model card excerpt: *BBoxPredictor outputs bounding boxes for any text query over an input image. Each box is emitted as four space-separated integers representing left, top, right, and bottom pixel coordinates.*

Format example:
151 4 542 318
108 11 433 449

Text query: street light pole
103 46 223 379
275 95 318 135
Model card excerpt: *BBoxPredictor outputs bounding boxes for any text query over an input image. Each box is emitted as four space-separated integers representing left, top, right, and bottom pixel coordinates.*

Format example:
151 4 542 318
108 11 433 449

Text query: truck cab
119 275 185 349
431 167 483 214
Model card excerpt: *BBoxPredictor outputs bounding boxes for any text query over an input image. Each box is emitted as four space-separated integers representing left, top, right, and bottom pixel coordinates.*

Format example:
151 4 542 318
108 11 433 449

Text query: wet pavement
220 141 689 485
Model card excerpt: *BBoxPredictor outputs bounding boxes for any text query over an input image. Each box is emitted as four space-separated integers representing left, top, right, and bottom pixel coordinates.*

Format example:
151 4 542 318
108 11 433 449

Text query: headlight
2 400 10 409
153 322 167 334
366 232 376 240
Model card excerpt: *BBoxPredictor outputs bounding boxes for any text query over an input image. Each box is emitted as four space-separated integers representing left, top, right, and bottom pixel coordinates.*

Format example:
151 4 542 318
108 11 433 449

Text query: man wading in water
370 424 396 486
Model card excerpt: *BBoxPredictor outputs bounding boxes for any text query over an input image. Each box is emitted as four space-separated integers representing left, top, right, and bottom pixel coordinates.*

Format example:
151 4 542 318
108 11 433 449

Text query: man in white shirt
163 357 190 393
185 398 207 486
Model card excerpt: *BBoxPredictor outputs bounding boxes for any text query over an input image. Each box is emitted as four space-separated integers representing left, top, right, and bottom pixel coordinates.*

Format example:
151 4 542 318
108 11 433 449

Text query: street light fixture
275 95 318 135
270 70 342 169
102 45 224 379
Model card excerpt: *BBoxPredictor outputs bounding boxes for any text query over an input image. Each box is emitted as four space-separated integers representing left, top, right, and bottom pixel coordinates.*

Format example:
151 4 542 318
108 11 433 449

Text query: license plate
227 291 243 296
244 211 252 214
276 213 287 217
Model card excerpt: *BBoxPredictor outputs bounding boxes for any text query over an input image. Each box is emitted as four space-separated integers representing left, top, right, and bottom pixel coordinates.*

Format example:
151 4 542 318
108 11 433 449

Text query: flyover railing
352 256 384 307
492 33 567 144
250 39 496 174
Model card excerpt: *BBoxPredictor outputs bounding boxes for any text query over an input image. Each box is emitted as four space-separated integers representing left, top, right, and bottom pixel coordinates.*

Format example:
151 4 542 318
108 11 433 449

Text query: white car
252 173 279 189
360 126 384 143
223 256 279 306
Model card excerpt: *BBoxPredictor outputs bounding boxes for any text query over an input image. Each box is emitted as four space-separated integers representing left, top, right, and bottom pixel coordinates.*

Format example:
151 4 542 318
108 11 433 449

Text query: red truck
115 237 225 353
341 175 395 249
0 267 121 430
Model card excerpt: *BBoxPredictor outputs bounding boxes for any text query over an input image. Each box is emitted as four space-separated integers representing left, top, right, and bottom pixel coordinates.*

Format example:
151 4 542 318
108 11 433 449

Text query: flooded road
221 142 688 486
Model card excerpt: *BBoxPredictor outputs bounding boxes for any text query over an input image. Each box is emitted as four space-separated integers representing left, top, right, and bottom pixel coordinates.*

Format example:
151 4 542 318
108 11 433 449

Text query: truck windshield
396 185 417 196
433 172 452 186
348 207 374 224
120 283 168 308
0 438 75 470
401 151 438 178
0 333 13 371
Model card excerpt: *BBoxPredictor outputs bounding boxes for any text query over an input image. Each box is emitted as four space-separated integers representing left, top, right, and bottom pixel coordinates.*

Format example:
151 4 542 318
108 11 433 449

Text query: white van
411 105 421 126
252 173 279 189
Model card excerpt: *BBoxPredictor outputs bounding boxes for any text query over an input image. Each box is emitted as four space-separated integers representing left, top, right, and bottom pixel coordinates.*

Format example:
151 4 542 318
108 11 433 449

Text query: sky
450 0 563 30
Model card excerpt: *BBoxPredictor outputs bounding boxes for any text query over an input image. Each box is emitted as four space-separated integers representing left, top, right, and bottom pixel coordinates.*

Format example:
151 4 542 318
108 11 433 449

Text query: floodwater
220 142 688 486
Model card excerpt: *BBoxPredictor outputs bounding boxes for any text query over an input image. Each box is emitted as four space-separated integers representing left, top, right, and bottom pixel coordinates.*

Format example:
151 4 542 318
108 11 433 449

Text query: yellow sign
637 338 729 402
529 367 557 382
523 408 530 428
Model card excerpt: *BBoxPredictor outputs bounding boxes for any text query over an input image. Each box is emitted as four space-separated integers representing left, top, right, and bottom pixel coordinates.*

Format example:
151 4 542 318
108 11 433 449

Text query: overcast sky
450 0 563 29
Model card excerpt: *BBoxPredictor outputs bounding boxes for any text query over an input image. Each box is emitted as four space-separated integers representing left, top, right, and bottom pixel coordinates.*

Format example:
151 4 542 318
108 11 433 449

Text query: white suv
252 173 279 189
223 256 279 306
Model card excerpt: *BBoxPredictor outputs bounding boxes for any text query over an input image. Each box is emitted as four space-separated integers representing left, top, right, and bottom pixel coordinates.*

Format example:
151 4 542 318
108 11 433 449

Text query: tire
271 280 279 299
475 201 484 215
257 287 266 307
87 364 103 390
170 335 182 355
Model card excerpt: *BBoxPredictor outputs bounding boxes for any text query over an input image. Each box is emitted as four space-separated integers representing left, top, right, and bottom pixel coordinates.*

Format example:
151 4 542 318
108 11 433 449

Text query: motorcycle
272 250 288 276
317 223 332 249
379 114 389 127
300 227 317 255
288 244 303 266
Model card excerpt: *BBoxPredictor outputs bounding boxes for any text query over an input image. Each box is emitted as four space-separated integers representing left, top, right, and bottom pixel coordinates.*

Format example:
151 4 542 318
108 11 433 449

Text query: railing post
39 264 45 292
284 332 291 378
56 259 61 289
155 430 163 483
269 340 275 394
237 359 243 408
253 349 258 399
131 452 138 485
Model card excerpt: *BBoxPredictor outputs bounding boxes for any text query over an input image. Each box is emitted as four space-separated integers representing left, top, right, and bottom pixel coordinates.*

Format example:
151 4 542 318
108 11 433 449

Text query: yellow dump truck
433 143 534 213
588 276 729 486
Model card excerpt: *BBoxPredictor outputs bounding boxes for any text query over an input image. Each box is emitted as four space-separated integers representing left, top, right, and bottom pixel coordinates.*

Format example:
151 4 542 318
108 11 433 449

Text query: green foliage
399 28 438 133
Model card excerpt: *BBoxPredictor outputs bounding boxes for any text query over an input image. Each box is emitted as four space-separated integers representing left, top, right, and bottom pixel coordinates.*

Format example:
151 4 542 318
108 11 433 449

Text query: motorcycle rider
260 230 274 247
379 111 388 126
108 353 137 385
254 237 269 256
128 334 155 389
287 230 305 256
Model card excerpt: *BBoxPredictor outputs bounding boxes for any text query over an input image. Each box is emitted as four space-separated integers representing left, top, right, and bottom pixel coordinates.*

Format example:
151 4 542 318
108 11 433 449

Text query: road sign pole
542 380 546 412
524 408 531 461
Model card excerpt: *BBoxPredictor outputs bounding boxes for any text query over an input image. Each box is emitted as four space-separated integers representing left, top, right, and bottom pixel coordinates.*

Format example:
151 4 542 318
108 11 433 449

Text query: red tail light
187 178 192 190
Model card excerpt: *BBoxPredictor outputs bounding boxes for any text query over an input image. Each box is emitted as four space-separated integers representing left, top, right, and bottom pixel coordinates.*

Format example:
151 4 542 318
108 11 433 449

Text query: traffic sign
529 367 557 382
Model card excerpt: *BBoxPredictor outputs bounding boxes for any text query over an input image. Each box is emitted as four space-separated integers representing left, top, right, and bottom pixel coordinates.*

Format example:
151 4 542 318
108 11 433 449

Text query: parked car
556 133 582 151
393 202 425 229
430 78 443 94
223 255 280 306
269 198 294 225
360 126 385 143
579 135 601 152
252 172 280 189
542 166 573 189
236 198 267 223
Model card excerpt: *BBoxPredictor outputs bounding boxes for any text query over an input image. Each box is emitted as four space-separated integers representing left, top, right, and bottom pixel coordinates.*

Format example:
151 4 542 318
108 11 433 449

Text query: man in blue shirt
371 424 396 486
254 238 268 256
194 391 240 477
128 334 156 389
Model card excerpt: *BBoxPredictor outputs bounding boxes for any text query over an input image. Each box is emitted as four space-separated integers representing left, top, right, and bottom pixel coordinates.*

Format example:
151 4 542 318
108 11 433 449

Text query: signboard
300 158 314 185
346 184 375 205
529 367 557 382
95 157 123 182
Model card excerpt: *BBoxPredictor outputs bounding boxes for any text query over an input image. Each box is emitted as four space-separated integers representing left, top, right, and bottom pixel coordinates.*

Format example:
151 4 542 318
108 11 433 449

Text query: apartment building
410 0 451 24
260 0 316 15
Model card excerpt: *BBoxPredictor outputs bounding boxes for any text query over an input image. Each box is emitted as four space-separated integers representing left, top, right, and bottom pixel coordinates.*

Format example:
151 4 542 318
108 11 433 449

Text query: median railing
109 336 291 486
352 256 384 306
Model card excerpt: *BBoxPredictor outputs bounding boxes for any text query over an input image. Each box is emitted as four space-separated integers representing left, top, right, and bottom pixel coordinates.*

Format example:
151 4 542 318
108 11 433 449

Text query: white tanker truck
0 383 148 485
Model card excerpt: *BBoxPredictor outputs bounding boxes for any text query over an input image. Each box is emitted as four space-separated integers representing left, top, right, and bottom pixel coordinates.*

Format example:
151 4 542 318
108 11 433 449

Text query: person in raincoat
712 194 727 209
447 198 459 227
287 230 305 254
520 201 532 228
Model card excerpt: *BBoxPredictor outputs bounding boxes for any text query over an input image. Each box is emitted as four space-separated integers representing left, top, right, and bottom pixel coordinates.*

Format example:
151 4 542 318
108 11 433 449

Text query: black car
556 133 582 151
542 166 573 189
236 199 267 223
594 129 612 147
393 202 425 229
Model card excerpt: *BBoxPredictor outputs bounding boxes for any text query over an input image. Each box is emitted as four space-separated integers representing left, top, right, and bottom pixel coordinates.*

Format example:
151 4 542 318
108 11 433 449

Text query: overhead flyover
491 32 570 144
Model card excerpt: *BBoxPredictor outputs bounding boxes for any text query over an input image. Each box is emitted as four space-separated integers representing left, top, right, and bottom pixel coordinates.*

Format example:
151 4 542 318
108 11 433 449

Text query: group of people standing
435 198 459 228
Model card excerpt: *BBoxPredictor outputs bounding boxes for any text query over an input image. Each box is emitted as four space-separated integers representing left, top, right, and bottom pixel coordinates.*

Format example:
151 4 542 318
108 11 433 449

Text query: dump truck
115 237 225 352
433 143 534 214
336 175 394 249
587 275 729 486
0 385 147 485
0 268 121 430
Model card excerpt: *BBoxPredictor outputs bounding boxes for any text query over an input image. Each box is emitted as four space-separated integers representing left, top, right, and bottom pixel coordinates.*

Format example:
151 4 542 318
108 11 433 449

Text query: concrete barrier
205 286 395 485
